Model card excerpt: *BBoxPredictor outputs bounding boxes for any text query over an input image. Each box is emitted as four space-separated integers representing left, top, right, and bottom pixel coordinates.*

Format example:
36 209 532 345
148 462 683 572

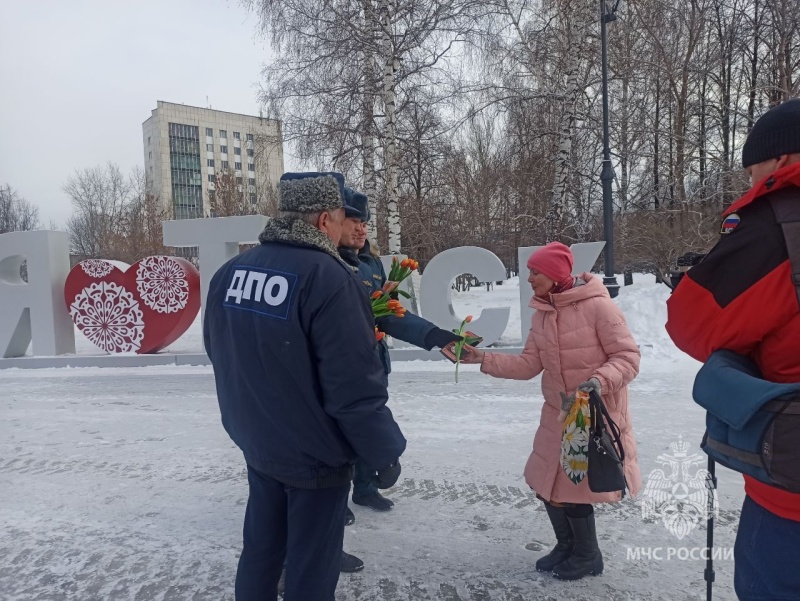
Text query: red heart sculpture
64 256 200 354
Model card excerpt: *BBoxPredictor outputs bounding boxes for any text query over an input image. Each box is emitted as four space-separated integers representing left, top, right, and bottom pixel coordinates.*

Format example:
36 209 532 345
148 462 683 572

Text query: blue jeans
734 495 800 600
234 465 349 601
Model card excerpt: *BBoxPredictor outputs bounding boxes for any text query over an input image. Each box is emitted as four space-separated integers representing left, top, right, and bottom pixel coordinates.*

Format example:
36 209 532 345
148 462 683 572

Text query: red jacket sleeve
666 198 796 361
666 262 795 362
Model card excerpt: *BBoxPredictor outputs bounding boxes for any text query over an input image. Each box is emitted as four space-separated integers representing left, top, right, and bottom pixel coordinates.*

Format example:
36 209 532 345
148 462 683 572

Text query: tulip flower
386 255 419 284
451 315 482 383
372 255 420 320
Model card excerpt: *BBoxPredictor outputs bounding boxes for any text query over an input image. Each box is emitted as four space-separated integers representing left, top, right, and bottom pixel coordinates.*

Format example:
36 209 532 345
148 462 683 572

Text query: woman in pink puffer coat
462 242 641 581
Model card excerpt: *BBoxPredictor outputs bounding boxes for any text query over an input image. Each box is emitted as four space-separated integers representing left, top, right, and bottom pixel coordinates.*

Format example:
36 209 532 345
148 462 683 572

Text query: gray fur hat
278 172 352 213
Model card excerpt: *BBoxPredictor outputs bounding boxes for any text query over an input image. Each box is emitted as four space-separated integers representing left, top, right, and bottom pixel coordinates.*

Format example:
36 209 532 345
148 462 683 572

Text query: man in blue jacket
338 189 460 513
204 172 406 601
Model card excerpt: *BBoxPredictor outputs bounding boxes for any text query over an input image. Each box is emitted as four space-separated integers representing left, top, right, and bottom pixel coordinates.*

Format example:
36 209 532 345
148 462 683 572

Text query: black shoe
535 503 573 572
552 512 604 580
352 491 394 512
345 506 355 526
340 551 365 573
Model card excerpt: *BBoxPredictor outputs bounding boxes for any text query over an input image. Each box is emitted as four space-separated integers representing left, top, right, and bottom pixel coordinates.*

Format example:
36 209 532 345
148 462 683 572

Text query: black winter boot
352 491 394 511
340 550 365 573
552 511 603 580
535 503 573 572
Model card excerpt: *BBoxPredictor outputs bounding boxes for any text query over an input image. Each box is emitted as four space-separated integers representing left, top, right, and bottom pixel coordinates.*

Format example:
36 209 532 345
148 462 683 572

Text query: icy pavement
0 354 742 600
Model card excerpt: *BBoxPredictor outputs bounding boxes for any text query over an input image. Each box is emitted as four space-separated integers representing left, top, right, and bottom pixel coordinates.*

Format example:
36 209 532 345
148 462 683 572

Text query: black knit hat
742 98 800 168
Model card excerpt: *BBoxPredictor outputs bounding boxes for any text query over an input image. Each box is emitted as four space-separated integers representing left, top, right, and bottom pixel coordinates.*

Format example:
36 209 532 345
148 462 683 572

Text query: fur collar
258 217 347 266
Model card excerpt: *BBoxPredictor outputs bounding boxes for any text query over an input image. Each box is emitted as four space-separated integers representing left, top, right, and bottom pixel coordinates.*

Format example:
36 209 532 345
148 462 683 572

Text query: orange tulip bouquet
371 256 418 341
381 256 419 298
440 315 483 383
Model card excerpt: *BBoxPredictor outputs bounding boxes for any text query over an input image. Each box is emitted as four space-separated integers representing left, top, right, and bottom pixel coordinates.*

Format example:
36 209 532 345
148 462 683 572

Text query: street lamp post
600 0 620 298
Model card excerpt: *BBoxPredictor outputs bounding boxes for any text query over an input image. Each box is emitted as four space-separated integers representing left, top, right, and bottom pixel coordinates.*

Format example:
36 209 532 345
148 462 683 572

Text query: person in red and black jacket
666 98 800 600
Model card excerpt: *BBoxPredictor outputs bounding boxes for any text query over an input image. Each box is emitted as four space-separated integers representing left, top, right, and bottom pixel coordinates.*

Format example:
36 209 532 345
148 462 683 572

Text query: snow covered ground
1 275 744 600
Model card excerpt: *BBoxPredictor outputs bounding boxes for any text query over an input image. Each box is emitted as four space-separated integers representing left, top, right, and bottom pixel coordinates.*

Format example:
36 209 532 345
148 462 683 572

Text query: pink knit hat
527 242 574 283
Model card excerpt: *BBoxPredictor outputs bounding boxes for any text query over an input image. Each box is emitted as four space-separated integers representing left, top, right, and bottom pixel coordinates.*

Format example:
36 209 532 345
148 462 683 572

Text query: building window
221 145 228 154
219 130 227 138
234 132 241 140
222 160 229 169
235 162 242 170
208 174 215 182
248 163 255 171
247 149 254 157
206 128 213 136
250 193 257 204
149 151 152 159
234 147 241 155
236 177 243 184
168 122 203 220
248 177 256 186
246 133 254 141
206 144 213 151
207 159 215 167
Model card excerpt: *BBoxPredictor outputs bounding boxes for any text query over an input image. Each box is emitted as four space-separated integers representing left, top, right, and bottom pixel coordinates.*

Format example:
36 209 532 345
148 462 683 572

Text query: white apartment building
143 101 284 219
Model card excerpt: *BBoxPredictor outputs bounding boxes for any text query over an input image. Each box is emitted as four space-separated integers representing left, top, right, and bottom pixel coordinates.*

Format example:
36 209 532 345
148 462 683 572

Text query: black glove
423 328 462 350
373 460 401 489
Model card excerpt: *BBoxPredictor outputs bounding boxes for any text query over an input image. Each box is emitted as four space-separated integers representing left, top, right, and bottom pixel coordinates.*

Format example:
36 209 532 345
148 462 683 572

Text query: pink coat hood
481 273 641 504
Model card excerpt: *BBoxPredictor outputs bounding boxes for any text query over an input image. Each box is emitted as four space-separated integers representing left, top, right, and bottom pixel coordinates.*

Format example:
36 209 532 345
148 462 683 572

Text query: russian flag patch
720 213 740 234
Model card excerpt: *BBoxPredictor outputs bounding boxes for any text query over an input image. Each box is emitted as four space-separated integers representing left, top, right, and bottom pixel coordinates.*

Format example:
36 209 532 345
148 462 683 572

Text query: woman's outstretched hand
459 344 485 364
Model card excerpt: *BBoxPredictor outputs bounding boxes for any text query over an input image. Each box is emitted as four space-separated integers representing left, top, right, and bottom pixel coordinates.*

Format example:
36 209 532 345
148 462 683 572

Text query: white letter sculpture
0 231 75 357
163 215 268 319
419 246 510 346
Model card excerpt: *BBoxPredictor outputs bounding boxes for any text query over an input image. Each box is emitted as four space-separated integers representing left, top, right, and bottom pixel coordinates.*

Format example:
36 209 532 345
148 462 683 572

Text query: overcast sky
0 0 277 227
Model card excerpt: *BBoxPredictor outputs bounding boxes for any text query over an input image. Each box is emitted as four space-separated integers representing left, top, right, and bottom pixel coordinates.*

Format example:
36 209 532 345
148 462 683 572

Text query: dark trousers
352 459 377 498
351 370 390 500
734 495 800 600
235 464 349 601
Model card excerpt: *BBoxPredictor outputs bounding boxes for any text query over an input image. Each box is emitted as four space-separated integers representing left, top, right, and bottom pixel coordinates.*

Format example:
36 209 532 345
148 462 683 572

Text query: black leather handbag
587 390 628 495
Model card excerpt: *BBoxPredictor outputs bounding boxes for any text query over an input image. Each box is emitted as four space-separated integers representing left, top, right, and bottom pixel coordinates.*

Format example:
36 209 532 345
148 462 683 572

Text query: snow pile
612 274 687 362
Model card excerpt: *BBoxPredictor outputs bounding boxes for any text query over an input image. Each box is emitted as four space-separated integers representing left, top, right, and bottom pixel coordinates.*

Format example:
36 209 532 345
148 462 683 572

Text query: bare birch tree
65 164 173 262
246 0 477 252
240 0 797 274
65 163 131 258
0 184 40 234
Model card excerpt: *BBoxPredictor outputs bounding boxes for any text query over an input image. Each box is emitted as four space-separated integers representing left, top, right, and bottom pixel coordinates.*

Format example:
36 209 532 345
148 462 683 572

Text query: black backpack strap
768 188 800 308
